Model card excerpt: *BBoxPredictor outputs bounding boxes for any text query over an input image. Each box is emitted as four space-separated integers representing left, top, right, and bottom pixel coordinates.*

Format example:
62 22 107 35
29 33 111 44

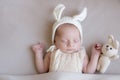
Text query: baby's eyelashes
61 39 67 43
74 39 79 43
61 39 80 44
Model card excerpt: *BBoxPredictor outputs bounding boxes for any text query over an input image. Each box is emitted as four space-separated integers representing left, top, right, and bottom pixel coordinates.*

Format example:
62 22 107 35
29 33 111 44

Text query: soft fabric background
0 0 120 75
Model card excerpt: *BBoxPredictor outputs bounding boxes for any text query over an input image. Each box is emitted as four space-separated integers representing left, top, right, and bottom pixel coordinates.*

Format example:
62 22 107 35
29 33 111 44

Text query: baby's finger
95 43 102 50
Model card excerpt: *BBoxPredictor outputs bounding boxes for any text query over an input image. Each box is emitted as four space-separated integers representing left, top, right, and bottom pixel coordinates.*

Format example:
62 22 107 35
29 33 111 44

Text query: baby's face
54 24 81 54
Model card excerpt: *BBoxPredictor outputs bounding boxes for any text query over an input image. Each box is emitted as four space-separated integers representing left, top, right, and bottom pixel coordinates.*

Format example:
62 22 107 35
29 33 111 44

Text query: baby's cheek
57 43 66 49
76 44 81 49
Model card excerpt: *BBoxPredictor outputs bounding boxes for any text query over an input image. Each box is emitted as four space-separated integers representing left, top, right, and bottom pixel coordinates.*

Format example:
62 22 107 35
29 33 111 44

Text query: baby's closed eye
61 39 67 43
74 39 80 43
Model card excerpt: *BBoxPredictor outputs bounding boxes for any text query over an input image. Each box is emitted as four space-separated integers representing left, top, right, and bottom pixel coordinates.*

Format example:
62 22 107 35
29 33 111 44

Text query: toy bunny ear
113 40 119 49
53 4 65 21
108 35 114 44
108 35 119 49
73 7 87 22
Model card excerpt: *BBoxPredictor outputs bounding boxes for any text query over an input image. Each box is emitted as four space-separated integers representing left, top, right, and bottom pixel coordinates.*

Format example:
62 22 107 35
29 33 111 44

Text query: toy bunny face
102 35 119 57
102 43 118 57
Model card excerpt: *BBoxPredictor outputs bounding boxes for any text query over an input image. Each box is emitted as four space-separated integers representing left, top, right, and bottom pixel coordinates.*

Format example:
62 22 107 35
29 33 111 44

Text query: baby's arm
32 43 50 73
83 43 102 73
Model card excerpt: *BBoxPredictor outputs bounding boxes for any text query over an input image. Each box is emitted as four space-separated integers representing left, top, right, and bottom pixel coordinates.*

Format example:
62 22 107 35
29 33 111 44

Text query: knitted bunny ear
53 4 65 21
73 7 87 22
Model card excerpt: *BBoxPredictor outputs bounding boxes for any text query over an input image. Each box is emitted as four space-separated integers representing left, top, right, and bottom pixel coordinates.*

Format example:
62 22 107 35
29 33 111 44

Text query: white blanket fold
0 72 120 80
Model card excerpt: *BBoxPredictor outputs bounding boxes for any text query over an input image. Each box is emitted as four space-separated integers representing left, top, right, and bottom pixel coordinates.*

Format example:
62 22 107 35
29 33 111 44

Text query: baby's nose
67 41 74 47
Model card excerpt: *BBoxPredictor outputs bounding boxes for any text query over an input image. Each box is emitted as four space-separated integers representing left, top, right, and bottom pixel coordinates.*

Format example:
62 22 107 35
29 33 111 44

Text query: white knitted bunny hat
52 4 87 44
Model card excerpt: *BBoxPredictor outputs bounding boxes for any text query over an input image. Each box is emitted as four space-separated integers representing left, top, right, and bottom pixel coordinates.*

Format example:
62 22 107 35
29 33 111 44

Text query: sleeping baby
32 4 102 74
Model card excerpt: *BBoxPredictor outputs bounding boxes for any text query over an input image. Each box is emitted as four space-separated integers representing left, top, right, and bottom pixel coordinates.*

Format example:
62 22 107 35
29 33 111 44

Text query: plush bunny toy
97 35 119 73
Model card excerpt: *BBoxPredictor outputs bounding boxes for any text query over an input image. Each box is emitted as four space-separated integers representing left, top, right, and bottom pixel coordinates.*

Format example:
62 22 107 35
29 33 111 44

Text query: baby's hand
32 43 45 54
92 43 102 55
